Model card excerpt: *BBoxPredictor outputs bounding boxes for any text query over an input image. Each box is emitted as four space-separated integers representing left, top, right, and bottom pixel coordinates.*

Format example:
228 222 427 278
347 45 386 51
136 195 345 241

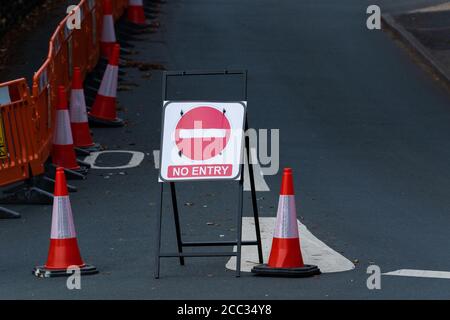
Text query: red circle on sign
175 106 231 161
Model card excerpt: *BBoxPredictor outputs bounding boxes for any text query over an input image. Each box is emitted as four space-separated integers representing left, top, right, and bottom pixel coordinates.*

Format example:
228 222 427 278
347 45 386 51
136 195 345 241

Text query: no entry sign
160 101 246 181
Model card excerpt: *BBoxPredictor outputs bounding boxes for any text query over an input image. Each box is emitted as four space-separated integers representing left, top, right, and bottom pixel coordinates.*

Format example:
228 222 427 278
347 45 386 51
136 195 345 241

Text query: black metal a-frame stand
154 70 263 278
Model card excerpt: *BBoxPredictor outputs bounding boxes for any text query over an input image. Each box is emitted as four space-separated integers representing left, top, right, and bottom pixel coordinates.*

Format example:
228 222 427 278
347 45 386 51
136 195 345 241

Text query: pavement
382 1 450 86
1 0 450 299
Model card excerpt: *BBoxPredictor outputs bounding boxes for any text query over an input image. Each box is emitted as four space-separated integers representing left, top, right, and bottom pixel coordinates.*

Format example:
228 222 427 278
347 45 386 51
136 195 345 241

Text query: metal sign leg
245 118 264 264
154 184 164 279
248 162 264 264
235 172 244 277
170 182 185 266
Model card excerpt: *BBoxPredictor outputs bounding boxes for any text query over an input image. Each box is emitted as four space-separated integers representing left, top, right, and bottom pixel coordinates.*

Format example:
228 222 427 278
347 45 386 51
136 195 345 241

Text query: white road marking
226 217 355 273
383 269 450 280
83 150 145 170
152 149 270 191
179 129 227 139
411 3 450 13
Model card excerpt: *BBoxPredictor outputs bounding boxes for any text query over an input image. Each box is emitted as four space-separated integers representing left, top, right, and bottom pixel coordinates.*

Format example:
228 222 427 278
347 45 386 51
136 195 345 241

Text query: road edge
382 13 450 86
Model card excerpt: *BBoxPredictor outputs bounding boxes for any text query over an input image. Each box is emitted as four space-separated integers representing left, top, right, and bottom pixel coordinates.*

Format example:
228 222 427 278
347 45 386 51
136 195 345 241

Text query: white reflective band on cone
70 90 88 123
98 65 118 97
54 110 74 145
129 0 143 5
0 87 11 105
101 16 116 42
273 195 300 238
50 196 77 239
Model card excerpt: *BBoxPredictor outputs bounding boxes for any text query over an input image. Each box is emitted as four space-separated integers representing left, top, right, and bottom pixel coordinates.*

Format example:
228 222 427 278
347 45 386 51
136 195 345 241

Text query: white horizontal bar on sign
383 269 450 280
178 129 227 139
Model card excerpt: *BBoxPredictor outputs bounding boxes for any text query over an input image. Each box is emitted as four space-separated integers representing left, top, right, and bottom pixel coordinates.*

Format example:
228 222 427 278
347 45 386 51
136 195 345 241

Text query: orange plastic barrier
0 79 43 187
0 0 128 189
32 0 103 169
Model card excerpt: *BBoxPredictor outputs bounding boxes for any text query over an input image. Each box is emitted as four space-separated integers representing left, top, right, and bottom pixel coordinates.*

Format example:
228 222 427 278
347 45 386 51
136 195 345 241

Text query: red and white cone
33 167 98 278
252 168 321 277
52 86 81 170
88 44 124 127
127 0 147 25
100 0 117 59
70 67 99 151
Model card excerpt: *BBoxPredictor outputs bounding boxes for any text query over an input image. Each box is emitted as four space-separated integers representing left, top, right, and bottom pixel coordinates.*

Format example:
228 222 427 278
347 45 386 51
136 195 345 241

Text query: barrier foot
146 0 165 6
65 168 87 180
75 147 91 156
119 21 156 33
88 115 125 128
30 187 54 202
64 166 88 180
0 183 53 205
0 206 21 219
85 80 100 90
40 176 77 193
77 159 92 169
121 42 135 50
48 164 88 181
76 143 102 154
121 24 158 35
144 8 160 15
116 31 144 43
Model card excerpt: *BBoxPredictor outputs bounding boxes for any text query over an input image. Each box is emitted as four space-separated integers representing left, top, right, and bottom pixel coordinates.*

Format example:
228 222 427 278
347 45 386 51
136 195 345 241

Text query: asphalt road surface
1 0 450 299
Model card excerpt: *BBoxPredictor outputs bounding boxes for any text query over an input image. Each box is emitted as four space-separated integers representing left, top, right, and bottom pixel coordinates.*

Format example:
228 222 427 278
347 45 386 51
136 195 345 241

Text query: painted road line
83 150 145 169
226 217 355 273
383 269 450 280
153 149 270 191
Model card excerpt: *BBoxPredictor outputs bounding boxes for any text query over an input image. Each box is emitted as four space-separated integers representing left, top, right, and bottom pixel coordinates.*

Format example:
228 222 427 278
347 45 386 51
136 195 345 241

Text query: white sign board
159 101 246 181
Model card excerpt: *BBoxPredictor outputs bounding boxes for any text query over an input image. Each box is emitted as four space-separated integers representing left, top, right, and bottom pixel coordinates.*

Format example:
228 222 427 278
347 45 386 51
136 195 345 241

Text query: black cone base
251 264 321 278
33 265 98 278
88 116 124 127
76 143 103 153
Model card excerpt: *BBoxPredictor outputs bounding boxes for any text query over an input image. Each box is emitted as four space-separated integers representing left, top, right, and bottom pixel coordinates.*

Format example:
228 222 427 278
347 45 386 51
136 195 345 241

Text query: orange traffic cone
100 0 117 59
88 44 124 127
52 86 81 170
33 168 98 278
252 168 320 277
70 67 99 151
127 0 147 25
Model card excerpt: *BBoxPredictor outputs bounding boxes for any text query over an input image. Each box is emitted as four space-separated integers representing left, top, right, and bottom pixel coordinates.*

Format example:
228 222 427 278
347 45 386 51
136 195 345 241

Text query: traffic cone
100 0 116 59
52 86 81 170
127 0 147 25
33 168 98 278
252 168 321 277
88 44 124 127
70 67 99 151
